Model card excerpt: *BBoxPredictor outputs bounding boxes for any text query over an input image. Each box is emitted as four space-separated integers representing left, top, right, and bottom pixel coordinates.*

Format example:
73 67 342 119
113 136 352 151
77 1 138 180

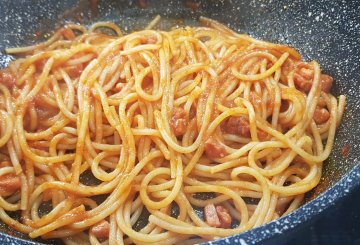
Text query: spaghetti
0 16 346 244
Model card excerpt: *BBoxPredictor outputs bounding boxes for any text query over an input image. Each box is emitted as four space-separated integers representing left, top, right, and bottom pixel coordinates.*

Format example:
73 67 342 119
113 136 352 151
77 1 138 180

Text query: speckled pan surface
0 0 359 244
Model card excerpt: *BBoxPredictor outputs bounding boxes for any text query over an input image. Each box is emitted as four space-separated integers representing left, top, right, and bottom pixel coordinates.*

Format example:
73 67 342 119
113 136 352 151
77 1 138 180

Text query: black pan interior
0 0 359 244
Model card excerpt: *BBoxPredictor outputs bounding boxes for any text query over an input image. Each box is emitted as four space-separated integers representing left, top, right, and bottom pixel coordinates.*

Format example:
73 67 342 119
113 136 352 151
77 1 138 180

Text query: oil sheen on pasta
0 16 346 244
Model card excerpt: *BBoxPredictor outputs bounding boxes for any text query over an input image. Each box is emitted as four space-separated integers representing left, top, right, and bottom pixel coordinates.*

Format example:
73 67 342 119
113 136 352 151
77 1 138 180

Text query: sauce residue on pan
137 0 148 8
185 0 201 11
341 144 350 158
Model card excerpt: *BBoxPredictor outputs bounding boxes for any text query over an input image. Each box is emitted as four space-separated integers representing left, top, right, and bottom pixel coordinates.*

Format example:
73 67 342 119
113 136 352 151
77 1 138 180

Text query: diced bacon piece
204 204 233 229
293 68 313 93
60 27 76 40
0 174 21 196
313 107 330 124
62 63 84 78
320 74 333 93
90 220 110 240
34 58 47 71
223 116 266 140
204 204 220 228
293 63 333 93
0 68 16 88
204 137 227 159
317 96 327 108
224 116 251 138
216 205 232 228
170 107 188 136
293 155 305 164
142 76 153 91
257 129 268 141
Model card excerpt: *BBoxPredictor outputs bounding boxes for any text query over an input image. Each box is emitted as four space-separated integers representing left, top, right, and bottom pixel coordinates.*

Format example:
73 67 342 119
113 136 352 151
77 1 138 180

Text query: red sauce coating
91 220 110 240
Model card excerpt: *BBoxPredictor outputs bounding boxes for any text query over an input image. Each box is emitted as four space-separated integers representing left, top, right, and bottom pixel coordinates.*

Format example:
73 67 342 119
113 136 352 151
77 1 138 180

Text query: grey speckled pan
0 0 359 244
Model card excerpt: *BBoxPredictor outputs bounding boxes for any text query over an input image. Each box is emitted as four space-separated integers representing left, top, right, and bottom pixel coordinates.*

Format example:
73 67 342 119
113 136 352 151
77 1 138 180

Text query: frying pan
0 0 359 244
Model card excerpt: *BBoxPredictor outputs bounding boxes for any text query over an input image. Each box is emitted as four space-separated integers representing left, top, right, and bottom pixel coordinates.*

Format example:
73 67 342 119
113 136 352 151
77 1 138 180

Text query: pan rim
0 0 359 244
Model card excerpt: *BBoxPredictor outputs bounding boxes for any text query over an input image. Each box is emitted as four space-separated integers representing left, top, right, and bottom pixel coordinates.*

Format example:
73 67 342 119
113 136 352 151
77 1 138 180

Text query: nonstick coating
0 0 359 244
